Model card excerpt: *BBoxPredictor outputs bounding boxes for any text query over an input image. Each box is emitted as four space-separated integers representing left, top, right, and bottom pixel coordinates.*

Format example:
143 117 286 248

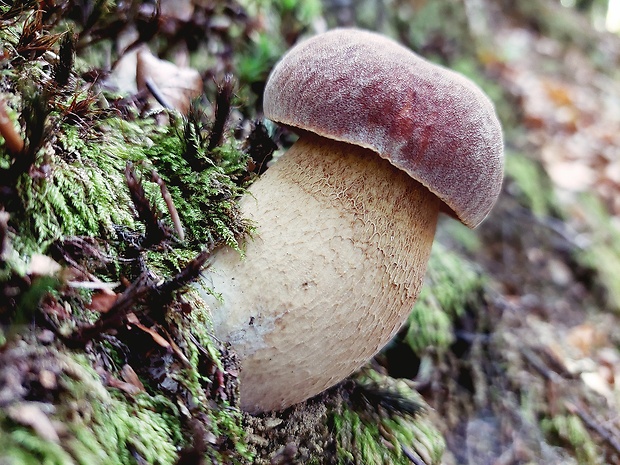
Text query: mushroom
202 28 503 413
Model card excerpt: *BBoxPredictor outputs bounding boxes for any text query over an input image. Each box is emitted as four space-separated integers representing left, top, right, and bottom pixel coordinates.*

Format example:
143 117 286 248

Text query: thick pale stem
202 133 440 413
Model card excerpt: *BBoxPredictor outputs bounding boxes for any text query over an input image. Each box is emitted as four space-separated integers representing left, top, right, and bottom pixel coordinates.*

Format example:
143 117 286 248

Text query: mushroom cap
263 28 504 228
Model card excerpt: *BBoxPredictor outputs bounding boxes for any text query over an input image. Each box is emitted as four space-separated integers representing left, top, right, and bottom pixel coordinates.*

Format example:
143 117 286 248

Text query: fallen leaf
581 371 614 401
120 364 145 392
87 290 119 313
107 375 143 395
7 403 60 443
27 254 61 276
126 313 171 349
567 323 608 356
136 47 203 114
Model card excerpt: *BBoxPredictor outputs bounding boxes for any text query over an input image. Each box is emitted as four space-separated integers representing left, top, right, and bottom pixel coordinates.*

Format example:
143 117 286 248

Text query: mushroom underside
202 133 440 413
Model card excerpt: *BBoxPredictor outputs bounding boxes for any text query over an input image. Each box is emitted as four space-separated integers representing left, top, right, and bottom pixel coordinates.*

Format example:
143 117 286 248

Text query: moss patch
405 242 486 355
332 372 445 465
0 342 182 465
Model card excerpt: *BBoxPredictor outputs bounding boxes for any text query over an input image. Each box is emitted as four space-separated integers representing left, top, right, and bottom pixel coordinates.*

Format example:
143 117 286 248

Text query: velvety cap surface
263 28 504 227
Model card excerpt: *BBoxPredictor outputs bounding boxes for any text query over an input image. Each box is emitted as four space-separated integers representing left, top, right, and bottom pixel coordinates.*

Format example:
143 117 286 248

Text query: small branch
401 445 426 465
0 99 24 155
565 401 620 457
151 169 184 241
65 247 212 346
144 77 173 110
521 347 562 382
125 162 169 246
155 247 213 301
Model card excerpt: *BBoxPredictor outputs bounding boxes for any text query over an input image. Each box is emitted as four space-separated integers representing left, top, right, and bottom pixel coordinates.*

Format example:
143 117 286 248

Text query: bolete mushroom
202 28 503 413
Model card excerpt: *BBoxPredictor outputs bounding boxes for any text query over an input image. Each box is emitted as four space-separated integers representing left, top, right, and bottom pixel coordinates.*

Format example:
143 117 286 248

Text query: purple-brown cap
263 28 504 228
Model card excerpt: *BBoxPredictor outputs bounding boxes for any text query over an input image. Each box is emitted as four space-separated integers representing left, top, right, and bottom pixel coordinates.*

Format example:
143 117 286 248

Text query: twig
521 347 563 382
144 77 173 110
565 401 620 457
151 169 184 241
64 246 212 346
125 162 169 246
401 445 426 465
155 247 213 300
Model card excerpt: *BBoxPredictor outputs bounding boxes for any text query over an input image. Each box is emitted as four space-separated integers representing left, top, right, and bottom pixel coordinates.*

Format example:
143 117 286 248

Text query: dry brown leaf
107 375 143 395
566 323 608 356
126 313 171 349
7 403 60 443
120 364 145 391
87 290 119 313
542 79 574 107
136 47 203 114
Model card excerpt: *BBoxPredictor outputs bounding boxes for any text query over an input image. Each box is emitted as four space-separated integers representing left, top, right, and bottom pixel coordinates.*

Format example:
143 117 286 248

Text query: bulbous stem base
202 133 440 413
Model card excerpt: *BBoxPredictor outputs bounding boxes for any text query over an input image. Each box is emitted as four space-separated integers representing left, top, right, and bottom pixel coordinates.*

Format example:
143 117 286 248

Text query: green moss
142 126 249 251
505 152 558 218
1 57 251 465
0 348 182 465
405 242 485 354
0 427 76 465
5 111 250 281
10 121 139 256
144 247 199 277
0 317 252 465
332 373 445 465
574 193 620 311
168 291 253 463
541 414 600 465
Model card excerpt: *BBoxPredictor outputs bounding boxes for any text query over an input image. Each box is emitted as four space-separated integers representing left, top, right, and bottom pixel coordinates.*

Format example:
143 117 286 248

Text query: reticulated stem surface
203 133 440 413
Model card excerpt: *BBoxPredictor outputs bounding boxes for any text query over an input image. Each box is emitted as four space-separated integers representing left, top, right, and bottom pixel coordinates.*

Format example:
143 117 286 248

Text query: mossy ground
0 2 257 464
0 341 182 465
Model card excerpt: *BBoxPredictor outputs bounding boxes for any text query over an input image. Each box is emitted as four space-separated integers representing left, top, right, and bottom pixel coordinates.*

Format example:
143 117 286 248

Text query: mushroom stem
202 133 440 413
